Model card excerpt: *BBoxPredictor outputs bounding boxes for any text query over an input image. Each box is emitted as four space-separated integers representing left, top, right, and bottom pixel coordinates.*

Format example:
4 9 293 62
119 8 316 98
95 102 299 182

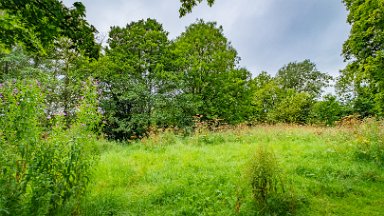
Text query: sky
62 0 351 78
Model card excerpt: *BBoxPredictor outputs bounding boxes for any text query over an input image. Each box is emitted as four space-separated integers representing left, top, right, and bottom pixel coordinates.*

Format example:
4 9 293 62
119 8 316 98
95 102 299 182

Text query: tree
179 0 215 17
46 38 93 124
211 67 252 123
268 90 313 124
0 47 40 81
310 94 345 126
340 0 384 116
249 72 283 123
0 0 100 58
276 59 332 98
102 18 171 139
173 19 249 124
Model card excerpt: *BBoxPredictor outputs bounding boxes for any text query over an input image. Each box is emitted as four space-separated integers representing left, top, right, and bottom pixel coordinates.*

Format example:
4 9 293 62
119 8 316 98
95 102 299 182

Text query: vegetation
1 0 384 215
178 0 216 17
249 145 297 215
74 125 383 215
0 78 100 215
338 0 384 117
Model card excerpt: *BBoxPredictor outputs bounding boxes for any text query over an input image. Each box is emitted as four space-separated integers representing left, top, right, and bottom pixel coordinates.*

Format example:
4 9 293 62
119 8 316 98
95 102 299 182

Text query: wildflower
98 107 105 114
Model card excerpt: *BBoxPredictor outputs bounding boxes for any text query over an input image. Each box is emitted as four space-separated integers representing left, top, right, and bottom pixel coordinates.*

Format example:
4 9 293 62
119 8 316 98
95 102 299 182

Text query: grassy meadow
72 125 383 215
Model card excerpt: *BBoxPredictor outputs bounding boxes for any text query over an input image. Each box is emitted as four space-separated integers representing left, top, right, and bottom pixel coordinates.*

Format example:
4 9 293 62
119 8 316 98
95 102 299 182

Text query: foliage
99 18 255 140
250 72 283 123
249 145 297 215
269 90 313 124
173 19 250 125
0 39 94 125
178 0 215 17
216 68 253 123
250 68 334 125
0 11 43 54
0 47 45 81
44 38 94 125
276 59 332 98
102 18 172 140
340 0 384 117
0 0 100 58
353 119 384 166
0 78 100 215
310 94 345 126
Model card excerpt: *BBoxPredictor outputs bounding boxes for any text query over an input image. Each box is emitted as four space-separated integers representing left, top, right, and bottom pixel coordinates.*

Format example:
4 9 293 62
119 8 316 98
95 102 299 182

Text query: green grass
76 125 384 215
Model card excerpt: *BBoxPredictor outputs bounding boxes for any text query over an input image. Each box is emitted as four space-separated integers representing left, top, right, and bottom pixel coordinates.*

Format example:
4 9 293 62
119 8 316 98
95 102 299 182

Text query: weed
0 79 100 215
353 119 384 166
249 145 298 215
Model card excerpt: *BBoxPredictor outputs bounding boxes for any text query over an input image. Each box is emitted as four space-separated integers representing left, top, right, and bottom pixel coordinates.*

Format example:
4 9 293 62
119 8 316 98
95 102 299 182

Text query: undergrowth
0 78 100 215
249 145 299 215
352 119 384 166
77 124 384 215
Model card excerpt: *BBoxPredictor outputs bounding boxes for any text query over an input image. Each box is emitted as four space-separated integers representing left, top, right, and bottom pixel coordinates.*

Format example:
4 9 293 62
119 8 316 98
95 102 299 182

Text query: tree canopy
0 0 99 58
276 59 332 98
102 18 172 139
173 20 251 123
339 0 384 116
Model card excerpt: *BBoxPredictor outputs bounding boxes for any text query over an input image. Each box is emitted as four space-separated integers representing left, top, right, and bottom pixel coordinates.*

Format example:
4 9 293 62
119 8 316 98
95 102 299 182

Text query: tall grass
75 124 384 215
0 79 100 215
353 119 384 166
249 145 298 215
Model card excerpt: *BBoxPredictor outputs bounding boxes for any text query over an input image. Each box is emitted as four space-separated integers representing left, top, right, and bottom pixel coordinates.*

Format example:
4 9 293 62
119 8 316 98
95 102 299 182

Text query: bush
0 78 100 215
309 94 345 126
249 145 298 215
353 119 384 166
268 90 313 124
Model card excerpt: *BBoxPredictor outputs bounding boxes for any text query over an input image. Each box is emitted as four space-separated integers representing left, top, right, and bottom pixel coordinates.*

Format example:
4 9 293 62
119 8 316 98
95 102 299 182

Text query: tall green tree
249 72 283 123
102 18 171 139
276 59 332 98
340 0 384 116
173 20 250 124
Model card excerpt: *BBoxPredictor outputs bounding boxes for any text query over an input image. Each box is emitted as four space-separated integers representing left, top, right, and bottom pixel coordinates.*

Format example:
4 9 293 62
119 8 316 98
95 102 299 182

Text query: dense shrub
268 90 313 124
0 78 100 215
309 94 345 126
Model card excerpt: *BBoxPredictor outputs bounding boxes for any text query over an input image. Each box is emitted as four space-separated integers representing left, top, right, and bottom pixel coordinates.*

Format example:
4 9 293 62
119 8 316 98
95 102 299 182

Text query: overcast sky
62 0 350 77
